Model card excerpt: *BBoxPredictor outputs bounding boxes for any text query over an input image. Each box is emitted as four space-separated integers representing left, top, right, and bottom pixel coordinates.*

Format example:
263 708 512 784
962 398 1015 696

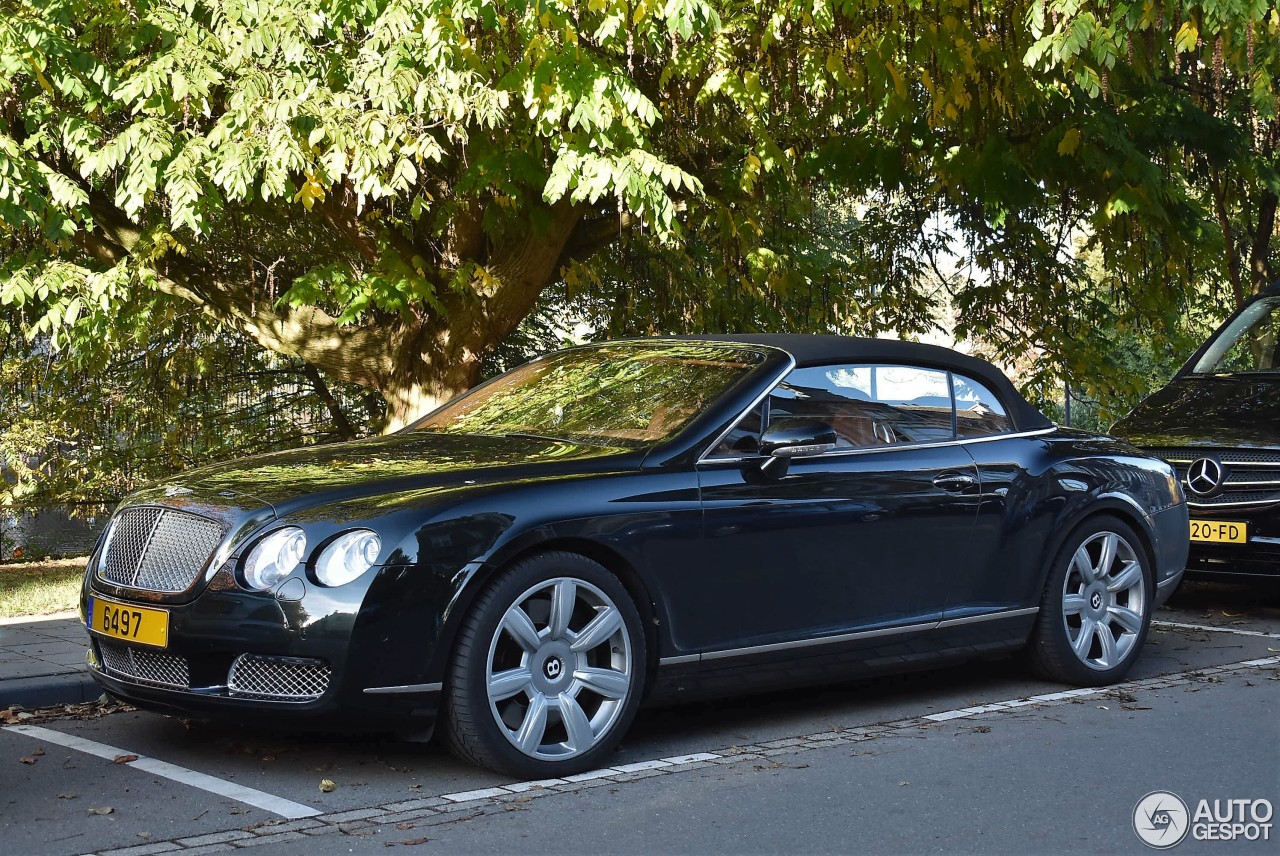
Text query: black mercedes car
1112 288 1280 581
81 335 1187 777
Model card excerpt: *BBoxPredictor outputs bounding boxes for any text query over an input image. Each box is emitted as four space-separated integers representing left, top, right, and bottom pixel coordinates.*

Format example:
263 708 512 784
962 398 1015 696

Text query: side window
953 374 1012 438
767 364 955 448
708 403 763 457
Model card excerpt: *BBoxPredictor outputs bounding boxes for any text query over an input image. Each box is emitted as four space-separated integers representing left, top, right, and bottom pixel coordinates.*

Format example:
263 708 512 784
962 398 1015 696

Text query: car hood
126 432 643 517
1112 376 1280 448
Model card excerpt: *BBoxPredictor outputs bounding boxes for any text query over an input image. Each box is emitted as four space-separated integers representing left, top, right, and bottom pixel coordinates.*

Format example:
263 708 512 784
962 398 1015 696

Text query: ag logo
1134 791 1190 848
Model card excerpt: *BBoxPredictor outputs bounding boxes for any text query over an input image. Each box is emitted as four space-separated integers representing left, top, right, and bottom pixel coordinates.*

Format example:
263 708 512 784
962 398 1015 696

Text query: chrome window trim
696 354 1053 466
696 352 798 461
698 425 1058 466
657 607 1039 666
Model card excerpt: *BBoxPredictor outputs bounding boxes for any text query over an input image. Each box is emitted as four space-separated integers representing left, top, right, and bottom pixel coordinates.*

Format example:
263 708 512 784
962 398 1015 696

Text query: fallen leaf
31 747 45 756
408 783 422 790
319 779 337 793
56 793 77 800
88 807 114 815
113 754 138 765
389 838 429 847
395 823 415 830
19 757 37 765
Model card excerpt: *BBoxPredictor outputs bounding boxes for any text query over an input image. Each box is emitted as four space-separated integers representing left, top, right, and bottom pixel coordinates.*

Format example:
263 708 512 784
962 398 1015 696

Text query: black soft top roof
670 333 1053 432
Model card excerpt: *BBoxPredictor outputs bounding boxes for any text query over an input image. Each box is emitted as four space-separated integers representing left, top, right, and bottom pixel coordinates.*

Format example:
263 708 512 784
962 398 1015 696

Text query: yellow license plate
88 596 169 648
1190 519 1249 544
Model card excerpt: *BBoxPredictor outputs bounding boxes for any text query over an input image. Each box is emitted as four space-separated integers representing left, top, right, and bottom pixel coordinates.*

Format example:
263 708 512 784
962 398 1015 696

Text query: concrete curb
1 670 101 709
0 614 98 710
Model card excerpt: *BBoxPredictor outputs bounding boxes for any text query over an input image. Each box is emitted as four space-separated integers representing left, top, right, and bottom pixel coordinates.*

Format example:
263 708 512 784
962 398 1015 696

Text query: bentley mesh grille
1143 447 1280 507
98 640 190 690
98 507 224 593
228 655 331 701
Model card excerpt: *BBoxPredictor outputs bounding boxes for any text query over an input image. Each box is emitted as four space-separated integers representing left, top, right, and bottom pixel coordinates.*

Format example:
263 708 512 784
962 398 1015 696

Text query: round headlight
314 530 381 587
243 527 307 591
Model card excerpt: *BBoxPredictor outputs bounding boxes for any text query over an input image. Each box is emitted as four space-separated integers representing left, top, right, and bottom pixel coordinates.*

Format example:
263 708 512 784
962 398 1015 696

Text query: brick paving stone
98 842 182 856
175 831 254 847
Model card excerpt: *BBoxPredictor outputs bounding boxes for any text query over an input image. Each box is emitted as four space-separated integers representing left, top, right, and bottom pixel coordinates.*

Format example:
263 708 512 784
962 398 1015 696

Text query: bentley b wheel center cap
543 656 563 680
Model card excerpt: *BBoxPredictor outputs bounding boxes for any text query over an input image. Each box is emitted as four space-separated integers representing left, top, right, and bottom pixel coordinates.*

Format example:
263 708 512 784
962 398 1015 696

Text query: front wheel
442 551 647 777
1027 516 1153 686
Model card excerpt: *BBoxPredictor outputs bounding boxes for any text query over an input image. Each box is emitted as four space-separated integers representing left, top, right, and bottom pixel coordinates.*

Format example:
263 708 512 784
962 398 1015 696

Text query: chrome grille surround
98 640 190 690
1144 447 1280 508
98 507 224 593
228 655 331 702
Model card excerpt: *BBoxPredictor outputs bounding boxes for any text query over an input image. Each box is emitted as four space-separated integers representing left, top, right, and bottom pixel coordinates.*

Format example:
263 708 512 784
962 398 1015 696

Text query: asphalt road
3 581 1277 856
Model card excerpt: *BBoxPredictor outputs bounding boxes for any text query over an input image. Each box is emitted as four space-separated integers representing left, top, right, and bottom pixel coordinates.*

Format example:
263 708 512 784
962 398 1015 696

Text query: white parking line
1153 619 1280 639
4 724 320 819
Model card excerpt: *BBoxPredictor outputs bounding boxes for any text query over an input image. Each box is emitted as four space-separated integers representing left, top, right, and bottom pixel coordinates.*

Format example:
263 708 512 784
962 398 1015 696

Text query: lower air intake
227 655 331 701
98 640 190 690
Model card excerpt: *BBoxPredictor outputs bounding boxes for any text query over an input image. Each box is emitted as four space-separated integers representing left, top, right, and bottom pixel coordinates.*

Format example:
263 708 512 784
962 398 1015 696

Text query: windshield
410 342 767 447
1193 296 1280 374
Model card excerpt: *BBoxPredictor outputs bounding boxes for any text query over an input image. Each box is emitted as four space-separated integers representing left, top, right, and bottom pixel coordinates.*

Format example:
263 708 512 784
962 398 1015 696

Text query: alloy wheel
485 576 633 761
1061 531 1147 671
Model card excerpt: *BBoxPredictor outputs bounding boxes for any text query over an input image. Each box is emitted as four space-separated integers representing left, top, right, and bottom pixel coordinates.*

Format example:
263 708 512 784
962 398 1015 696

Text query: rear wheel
443 551 646 777
1027 516 1152 685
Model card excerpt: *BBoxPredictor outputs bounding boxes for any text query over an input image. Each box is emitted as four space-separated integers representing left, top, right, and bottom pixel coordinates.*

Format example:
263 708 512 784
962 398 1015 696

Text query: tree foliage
0 0 1277 458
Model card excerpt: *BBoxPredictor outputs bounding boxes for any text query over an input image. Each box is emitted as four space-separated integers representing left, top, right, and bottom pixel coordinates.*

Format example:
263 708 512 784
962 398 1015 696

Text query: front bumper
1149 503 1190 608
1183 503 1280 580
80 559 454 731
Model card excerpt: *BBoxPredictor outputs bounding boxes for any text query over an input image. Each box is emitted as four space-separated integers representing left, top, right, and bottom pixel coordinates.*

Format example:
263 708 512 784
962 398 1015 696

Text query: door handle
932 472 978 492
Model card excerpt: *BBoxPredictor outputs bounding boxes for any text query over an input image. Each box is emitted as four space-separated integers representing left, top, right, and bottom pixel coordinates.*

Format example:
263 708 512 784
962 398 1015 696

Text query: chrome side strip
936 607 1039 629
363 682 443 695
657 608 1039 667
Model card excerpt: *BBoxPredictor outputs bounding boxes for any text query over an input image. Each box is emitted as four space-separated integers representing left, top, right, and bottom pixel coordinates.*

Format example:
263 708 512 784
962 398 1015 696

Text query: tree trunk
1249 188 1277 295
80 192 585 435
374 200 583 430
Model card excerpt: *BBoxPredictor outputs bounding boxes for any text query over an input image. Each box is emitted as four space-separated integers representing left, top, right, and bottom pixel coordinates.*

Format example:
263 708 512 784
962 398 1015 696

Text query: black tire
442 551 647 778
1026 515 1153 686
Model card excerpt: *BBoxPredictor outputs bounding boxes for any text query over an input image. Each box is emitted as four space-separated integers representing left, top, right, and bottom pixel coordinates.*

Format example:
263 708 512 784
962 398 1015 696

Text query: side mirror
759 418 838 458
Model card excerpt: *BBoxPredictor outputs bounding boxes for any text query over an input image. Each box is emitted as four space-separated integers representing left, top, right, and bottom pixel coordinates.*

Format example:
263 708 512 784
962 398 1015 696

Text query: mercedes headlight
314 530 381 587
243 527 307 591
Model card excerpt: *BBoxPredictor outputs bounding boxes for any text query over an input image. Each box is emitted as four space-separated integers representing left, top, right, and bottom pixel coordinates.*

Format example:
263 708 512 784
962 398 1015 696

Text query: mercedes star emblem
1185 457 1225 496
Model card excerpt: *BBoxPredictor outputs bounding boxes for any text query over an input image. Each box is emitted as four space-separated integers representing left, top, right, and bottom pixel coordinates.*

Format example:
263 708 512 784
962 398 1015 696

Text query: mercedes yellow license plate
1189 519 1248 544
88 596 169 648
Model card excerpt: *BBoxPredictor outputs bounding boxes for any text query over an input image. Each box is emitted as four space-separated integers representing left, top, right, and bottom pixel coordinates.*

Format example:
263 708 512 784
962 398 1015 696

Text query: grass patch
0 557 87 619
